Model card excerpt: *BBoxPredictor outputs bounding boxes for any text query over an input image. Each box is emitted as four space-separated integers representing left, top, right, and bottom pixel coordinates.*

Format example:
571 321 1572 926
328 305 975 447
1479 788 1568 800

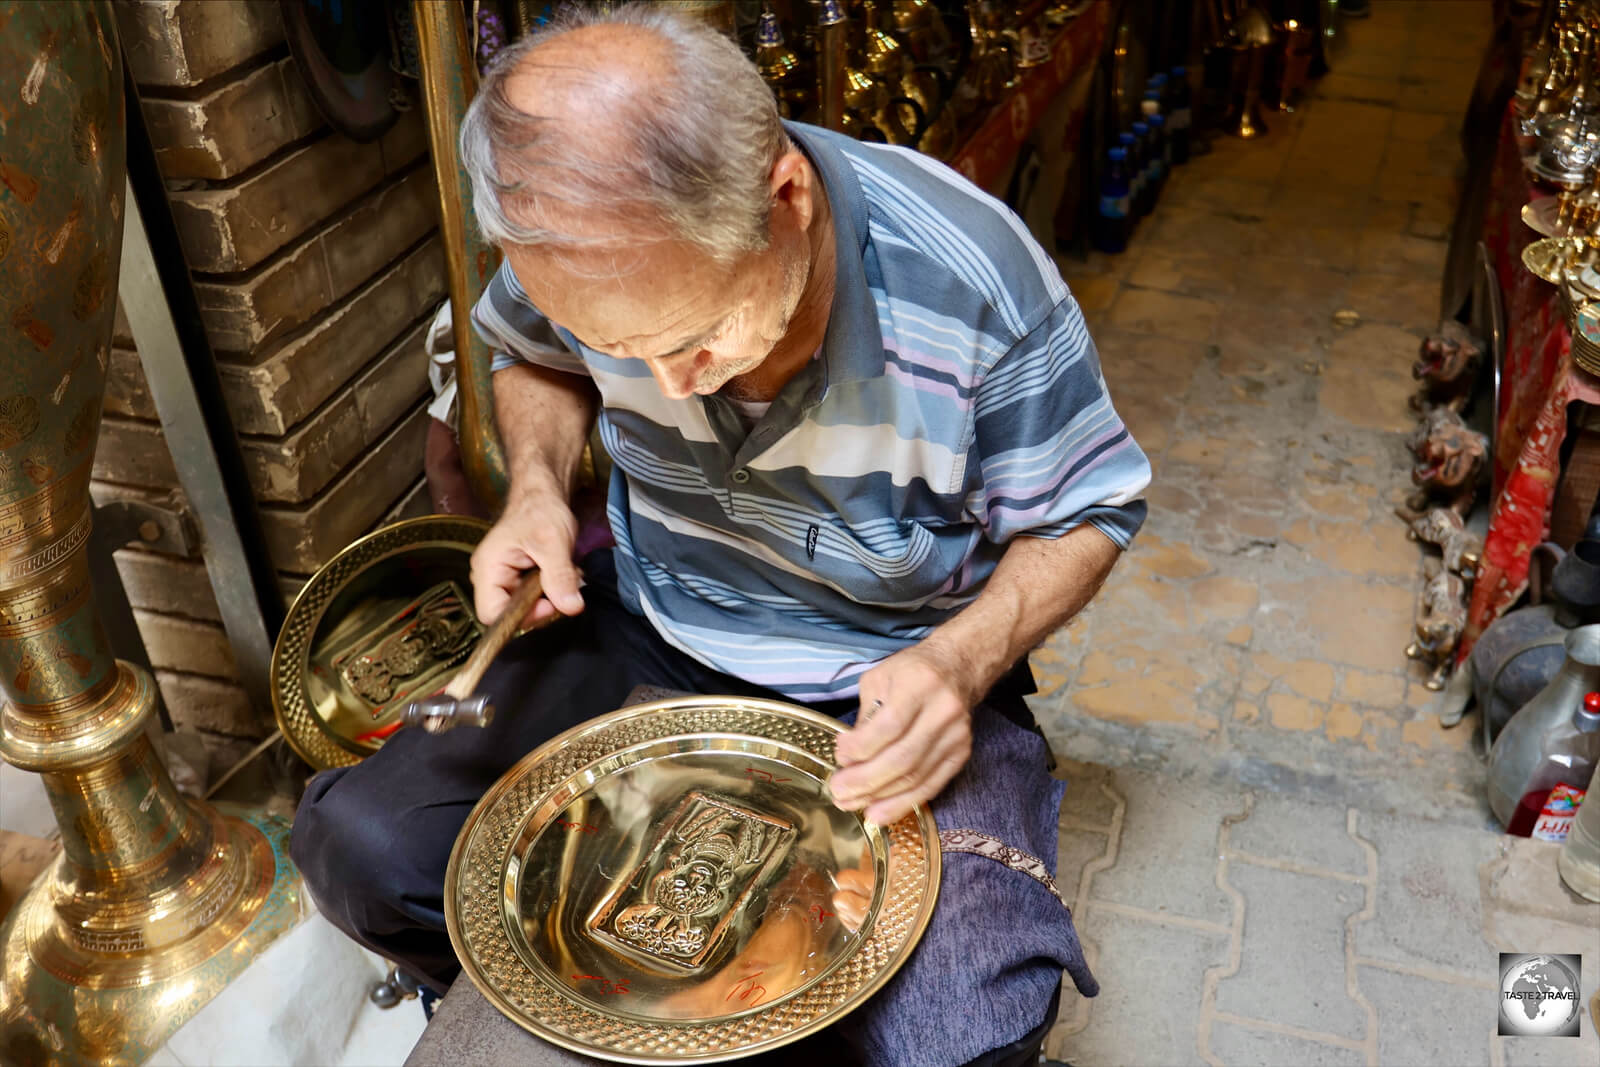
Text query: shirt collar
782 121 885 387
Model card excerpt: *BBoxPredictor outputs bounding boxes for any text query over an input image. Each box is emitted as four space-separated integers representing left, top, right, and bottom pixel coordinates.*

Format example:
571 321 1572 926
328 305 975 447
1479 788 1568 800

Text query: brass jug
841 65 925 146
861 1 944 135
890 0 954 65
962 0 1020 108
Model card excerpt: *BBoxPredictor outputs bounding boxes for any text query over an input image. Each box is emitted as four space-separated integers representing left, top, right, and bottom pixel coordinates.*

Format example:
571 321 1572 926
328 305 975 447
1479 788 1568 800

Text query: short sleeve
472 260 591 377
966 298 1151 547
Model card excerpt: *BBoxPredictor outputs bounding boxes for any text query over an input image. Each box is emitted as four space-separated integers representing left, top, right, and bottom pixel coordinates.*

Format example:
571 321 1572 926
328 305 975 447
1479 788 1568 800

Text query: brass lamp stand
0 4 301 1063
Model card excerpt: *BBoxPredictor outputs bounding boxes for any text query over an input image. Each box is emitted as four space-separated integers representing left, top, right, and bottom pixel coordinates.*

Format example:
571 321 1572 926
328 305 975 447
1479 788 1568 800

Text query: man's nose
648 352 706 399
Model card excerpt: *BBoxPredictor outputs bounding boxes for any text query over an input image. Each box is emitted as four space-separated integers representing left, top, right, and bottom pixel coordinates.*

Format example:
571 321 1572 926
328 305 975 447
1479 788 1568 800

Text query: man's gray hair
460 4 788 262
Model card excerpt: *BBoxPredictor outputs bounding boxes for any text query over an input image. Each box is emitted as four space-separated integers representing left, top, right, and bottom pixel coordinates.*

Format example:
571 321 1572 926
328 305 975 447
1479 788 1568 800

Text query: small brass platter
1522 197 1565 237
445 696 940 1063
271 514 491 770
1522 236 1584 284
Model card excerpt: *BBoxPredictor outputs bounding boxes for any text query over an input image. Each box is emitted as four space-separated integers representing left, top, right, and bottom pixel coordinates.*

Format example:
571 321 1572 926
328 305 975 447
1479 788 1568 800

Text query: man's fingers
830 888 870 932
832 708 969 814
834 695 914 766
863 751 965 824
830 728 931 807
522 596 565 629
536 552 585 616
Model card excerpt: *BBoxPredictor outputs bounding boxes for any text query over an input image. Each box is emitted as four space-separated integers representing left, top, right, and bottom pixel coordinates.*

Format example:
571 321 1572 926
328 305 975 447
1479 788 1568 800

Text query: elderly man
292 6 1149 1065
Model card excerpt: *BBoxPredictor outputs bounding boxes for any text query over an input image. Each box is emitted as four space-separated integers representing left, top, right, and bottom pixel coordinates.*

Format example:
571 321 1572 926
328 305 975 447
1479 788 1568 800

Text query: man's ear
768 148 815 233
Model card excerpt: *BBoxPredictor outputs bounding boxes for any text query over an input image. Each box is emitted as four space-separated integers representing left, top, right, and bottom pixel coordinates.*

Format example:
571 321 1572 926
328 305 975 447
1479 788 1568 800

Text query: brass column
414 0 509 515
0 5 301 1063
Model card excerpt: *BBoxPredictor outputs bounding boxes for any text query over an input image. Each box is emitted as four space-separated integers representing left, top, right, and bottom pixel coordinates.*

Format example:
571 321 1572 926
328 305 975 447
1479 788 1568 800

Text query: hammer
398 571 548 734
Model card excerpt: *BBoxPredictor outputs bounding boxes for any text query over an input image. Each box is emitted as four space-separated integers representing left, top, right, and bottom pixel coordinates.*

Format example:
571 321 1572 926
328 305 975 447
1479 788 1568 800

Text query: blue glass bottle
1130 121 1152 217
1093 147 1133 254
1118 131 1143 223
1168 66 1192 164
1147 113 1169 204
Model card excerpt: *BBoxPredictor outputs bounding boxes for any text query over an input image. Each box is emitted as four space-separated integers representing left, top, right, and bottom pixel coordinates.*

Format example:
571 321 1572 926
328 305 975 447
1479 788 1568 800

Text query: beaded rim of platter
270 515 491 771
444 696 940 1064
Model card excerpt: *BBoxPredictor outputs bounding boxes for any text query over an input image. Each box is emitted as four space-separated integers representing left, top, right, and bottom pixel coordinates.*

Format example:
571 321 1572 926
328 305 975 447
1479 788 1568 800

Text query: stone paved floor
1033 4 1600 1064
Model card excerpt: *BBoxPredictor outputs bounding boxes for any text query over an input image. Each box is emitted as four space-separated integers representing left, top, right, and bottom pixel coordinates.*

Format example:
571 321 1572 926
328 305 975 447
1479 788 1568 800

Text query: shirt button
731 469 751 484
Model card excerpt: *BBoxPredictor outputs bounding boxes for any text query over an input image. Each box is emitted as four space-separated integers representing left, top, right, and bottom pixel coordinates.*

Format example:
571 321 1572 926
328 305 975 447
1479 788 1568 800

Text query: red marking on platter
810 904 832 925
572 974 628 994
556 818 598 834
743 767 790 783
726 973 767 1006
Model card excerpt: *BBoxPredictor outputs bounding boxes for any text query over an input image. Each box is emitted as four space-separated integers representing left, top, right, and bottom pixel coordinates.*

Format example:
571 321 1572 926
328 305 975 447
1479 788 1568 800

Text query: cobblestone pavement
1034 4 1600 1064
1045 762 1600 1067
1031 0 1494 819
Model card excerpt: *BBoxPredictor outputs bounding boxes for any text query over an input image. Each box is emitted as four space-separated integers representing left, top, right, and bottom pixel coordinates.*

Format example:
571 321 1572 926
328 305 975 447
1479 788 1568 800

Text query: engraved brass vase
0 5 301 1063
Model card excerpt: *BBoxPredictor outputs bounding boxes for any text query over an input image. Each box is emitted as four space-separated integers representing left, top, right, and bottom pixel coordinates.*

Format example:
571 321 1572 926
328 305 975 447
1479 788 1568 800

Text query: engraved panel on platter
329 581 478 708
587 791 796 974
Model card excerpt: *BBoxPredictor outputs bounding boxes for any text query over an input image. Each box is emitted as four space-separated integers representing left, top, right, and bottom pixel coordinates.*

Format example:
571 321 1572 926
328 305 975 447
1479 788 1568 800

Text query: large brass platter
272 515 491 770
446 696 940 1063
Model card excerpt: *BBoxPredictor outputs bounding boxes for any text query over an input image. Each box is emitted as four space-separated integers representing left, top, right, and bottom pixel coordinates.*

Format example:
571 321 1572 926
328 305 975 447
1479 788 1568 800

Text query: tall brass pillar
0 5 301 1064
414 0 509 515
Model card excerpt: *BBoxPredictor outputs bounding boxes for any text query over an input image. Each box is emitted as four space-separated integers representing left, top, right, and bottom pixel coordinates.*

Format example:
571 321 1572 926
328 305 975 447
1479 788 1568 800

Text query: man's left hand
828 643 980 824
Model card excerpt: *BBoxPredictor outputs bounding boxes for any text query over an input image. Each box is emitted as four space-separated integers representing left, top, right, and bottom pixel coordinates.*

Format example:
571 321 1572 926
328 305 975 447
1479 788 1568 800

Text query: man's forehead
507 245 732 349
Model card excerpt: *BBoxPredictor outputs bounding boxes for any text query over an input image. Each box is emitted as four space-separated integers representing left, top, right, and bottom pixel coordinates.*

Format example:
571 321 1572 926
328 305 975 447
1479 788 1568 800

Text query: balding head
460 5 788 267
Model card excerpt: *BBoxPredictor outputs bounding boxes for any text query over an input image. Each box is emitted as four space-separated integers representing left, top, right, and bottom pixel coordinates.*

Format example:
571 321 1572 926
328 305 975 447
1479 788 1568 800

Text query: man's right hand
469 488 586 628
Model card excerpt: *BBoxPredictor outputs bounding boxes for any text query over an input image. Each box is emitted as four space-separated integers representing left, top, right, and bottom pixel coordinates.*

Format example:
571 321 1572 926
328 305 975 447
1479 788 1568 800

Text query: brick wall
97 0 443 760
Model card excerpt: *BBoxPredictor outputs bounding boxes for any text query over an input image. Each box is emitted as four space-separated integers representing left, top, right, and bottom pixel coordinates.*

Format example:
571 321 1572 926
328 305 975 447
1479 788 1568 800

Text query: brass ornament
1522 235 1586 282
271 514 490 770
446 696 940 1062
756 12 809 119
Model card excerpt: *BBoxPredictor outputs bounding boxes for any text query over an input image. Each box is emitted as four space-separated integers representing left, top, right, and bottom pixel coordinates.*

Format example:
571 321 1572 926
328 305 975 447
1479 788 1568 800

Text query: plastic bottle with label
1487 626 1600 837
1167 66 1193 164
1092 147 1132 253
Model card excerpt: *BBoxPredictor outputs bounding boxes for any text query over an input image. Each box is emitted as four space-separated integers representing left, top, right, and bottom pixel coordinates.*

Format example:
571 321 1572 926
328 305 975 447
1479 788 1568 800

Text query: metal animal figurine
1411 321 1485 414
1398 407 1488 520
1406 507 1483 578
1406 558 1469 690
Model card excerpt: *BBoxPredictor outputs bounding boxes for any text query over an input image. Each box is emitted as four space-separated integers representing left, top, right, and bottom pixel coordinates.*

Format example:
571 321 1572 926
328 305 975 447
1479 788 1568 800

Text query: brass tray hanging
445 696 940 1063
271 514 491 770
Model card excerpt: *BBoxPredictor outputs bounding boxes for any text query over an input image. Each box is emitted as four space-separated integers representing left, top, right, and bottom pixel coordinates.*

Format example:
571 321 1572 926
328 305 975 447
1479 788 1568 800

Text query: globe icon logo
1498 954 1581 1037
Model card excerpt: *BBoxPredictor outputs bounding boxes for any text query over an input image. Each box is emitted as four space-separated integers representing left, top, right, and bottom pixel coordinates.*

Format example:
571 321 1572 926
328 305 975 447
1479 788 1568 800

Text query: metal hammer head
399 694 495 734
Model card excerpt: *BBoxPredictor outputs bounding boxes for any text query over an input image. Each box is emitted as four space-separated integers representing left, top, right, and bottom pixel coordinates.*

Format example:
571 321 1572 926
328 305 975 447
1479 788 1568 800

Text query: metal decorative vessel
0 4 301 1063
271 515 490 770
446 696 940 1062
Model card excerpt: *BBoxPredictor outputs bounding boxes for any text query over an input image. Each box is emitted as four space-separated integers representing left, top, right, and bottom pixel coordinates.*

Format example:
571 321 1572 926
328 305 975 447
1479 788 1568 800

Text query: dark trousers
291 551 1062 1066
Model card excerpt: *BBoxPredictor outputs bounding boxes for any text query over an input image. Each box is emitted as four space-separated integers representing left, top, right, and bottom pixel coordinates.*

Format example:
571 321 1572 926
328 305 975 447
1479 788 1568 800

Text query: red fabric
1460 104 1600 659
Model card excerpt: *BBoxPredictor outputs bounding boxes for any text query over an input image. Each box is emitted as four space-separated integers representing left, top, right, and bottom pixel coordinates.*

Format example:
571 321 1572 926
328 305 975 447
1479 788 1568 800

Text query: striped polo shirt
473 121 1151 702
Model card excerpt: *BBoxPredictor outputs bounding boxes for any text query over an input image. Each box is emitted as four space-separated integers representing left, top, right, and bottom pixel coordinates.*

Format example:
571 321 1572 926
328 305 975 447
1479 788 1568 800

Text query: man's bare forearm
492 362 599 503
919 524 1123 705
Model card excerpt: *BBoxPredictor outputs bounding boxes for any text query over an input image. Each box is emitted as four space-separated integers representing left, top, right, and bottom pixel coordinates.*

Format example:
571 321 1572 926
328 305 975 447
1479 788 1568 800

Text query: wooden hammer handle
442 571 546 702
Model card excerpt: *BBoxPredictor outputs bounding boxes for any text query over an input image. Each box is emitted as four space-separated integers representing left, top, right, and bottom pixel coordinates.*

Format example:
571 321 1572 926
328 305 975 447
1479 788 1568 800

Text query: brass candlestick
0 4 302 1063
